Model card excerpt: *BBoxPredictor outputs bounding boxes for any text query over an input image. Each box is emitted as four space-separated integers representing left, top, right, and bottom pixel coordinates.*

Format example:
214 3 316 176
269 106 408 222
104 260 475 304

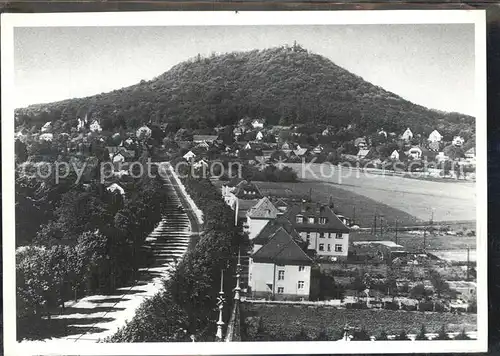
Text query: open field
254 181 420 227
242 303 477 339
350 231 476 255
285 163 476 223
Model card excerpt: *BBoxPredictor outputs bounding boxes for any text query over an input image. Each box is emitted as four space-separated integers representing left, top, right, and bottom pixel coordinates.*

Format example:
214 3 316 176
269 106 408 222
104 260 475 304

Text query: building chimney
329 196 334 210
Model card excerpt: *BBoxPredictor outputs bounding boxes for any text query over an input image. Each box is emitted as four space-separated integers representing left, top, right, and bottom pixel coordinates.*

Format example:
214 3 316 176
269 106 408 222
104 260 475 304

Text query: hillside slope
15 44 474 137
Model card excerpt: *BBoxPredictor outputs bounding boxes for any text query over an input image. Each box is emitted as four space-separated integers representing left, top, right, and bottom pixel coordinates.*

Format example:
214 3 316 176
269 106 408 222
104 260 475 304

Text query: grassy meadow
284 163 476 223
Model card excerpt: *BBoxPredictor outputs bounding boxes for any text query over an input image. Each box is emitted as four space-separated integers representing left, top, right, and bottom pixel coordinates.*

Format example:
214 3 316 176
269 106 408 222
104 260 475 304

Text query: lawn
242 303 477 340
254 181 419 227
284 163 476 223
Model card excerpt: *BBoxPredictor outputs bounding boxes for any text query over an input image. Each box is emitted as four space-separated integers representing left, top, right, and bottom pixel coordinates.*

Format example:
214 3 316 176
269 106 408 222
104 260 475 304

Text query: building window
277 287 284 294
335 244 343 252
327 244 331 252
306 232 311 244
319 243 324 251
328 233 332 238
296 215 304 224
298 281 305 289
298 266 305 272
320 217 327 224
308 217 315 224
336 233 343 239
319 232 325 238
278 270 285 280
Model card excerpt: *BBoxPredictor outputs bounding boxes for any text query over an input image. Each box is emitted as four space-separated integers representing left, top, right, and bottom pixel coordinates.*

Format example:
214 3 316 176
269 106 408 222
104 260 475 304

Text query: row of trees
16 162 168 339
107 173 249 342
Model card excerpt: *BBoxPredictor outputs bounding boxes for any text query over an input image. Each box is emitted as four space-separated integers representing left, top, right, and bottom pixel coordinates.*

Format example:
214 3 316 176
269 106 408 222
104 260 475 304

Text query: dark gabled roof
252 227 312 265
253 215 302 246
285 202 350 233
234 180 263 199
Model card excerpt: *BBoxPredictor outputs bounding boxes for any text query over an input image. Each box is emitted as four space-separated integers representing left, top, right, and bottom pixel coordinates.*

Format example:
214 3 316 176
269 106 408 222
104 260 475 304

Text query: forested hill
15 44 474 137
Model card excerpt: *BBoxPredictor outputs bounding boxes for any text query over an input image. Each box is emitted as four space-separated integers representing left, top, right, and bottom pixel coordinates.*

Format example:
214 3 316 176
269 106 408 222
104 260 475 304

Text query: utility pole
353 206 356 224
309 188 312 202
395 219 398 245
380 215 383 237
373 213 377 236
466 246 470 281
423 227 427 252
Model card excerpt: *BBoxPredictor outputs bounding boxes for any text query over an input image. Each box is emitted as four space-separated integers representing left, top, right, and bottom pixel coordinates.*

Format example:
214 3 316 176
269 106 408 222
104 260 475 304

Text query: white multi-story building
249 227 312 300
285 202 350 260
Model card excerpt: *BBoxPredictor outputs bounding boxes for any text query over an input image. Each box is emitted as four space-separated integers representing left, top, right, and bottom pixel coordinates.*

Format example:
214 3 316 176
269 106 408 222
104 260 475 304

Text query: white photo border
1 9 488 355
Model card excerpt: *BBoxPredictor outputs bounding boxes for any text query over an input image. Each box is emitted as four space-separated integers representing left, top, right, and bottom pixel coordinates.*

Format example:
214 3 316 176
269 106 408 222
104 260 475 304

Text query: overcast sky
14 24 475 116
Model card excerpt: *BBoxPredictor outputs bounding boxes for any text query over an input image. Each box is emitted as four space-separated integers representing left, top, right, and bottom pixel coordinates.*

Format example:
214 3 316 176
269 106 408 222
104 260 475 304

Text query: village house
465 147 476 160
221 180 263 225
124 137 135 147
285 202 350 260
251 119 265 129
245 197 280 239
378 129 388 138
293 147 309 158
312 144 324 154
193 159 209 170
390 149 406 161
428 130 443 143
249 227 313 300
452 136 465 147
183 150 196 161
354 137 367 149
195 141 210 150
193 135 218 144
77 117 86 131
233 126 246 140
407 146 423 160
256 131 264 141
39 133 54 142
357 147 376 160
281 142 292 151
106 182 125 196
136 125 152 139
41 121 52 133
90 120 102 133
401 128 413 141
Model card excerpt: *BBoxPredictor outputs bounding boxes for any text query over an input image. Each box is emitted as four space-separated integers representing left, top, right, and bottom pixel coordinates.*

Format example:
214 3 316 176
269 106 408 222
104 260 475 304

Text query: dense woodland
15 44 474 140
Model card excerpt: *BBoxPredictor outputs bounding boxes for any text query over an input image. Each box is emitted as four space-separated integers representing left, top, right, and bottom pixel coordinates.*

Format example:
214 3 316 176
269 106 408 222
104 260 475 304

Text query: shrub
415 324 427 340
352 328 371 341
434 325 450 340
315 330 329 341
418 301 434 312
384 301 400 310
454 329 470 340
377 330 388 340
294 327 310 341
395 330 409 341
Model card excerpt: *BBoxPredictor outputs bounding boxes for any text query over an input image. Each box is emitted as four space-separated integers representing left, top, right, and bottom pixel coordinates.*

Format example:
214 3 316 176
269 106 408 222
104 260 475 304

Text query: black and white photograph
2 10 487 355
